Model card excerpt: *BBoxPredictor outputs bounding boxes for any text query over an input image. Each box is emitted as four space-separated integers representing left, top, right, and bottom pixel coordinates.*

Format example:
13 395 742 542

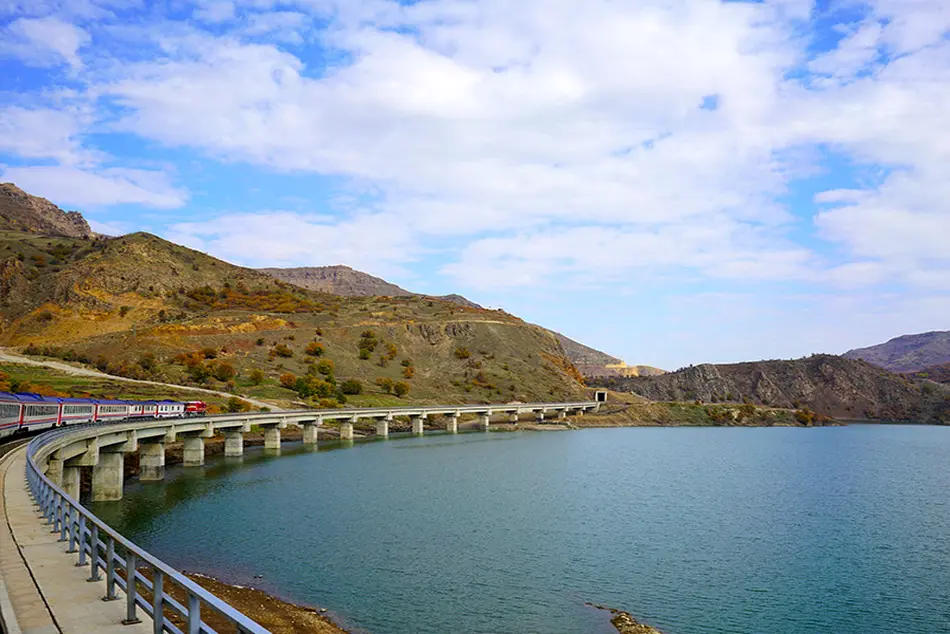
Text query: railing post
77 515 87 566
67 504 78 552
88 524 101 582
187 593 200 634
58 499 68 542
152 568 164 634
123 552 141 624
104 536 117 601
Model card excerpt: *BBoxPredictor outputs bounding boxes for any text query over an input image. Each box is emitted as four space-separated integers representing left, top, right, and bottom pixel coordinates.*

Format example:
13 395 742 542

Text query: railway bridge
0 400 599 633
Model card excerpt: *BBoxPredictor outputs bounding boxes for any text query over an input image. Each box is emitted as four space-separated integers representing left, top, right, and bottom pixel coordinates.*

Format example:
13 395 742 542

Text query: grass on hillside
0 362 237 408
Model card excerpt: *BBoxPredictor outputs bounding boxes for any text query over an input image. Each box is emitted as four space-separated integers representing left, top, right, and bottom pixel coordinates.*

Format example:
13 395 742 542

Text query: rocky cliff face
0 183 93 238
593 355 950 423
844 331 950 372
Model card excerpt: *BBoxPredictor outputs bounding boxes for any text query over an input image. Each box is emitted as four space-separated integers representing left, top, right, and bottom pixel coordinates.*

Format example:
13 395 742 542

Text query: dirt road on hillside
0 349 282 411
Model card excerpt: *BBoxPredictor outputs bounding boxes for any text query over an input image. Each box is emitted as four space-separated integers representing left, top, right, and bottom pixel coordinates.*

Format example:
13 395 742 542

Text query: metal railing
25 429 269 634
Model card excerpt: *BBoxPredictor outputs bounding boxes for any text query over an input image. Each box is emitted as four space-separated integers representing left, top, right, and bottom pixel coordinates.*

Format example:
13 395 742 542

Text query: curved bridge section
22 401 598 633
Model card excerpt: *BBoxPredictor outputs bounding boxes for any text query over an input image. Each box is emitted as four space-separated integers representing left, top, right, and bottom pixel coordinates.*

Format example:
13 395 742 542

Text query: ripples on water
93 426 950 634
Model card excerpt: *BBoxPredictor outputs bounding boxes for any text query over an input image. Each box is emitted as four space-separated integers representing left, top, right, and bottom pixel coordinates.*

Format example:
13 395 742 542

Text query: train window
0 403 20 422
26 405 58 417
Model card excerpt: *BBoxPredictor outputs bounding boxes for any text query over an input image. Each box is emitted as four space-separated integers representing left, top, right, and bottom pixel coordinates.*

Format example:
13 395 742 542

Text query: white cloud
166 210 415 274
0 165 187 208
194 1 235 23
3 16 90 68
0 106 96 165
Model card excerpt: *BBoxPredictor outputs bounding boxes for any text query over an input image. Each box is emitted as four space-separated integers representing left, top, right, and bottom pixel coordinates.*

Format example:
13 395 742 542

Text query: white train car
59 398 96 425
18 394 62 432
156 400 185 418
94 400 131 422
0 392 24 440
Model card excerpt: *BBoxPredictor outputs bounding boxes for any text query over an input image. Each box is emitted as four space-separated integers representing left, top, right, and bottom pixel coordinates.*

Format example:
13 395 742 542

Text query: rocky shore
588 603 666 634
186 572 350 634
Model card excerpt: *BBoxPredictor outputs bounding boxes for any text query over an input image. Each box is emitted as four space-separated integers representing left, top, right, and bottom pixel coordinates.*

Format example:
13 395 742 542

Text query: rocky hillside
261 265 631 371
0 183 93 238
0 196 587 407
556 332 621 365
261 265 411 297
844 331 950 372
905 363 950 385
592 355 950 423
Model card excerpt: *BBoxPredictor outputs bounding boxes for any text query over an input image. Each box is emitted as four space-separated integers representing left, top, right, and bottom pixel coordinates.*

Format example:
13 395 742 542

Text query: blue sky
1 0 949 370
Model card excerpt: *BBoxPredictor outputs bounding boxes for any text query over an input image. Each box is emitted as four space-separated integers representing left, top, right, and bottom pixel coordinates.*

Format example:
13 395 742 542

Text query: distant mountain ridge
0 183 93 238
591 354 950 423
844 331 950 372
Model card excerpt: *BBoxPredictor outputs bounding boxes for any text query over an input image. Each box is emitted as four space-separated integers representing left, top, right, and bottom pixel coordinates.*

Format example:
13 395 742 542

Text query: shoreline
185 571 352 634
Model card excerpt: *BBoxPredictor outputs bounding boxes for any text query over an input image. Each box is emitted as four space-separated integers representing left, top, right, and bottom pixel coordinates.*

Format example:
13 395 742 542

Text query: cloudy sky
1 0 948 369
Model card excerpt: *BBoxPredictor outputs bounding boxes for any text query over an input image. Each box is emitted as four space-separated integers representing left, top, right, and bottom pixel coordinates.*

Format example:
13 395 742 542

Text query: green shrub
393 381 410 397
341 379 363 395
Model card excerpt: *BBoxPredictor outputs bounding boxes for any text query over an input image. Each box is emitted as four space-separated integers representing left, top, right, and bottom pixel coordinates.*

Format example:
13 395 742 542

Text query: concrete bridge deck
0 399 599 632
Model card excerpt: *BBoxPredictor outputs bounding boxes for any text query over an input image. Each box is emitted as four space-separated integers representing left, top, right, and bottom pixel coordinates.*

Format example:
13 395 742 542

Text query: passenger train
0 393 208 441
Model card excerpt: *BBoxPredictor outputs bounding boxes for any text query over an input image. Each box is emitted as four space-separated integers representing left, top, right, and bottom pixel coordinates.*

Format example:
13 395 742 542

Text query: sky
1 0 948 370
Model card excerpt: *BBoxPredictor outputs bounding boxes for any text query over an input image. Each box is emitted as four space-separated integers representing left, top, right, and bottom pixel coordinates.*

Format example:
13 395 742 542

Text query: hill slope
844 331 950 372
261 265 627 370
0 183 93 238
0 196 587 407
592 355 950 423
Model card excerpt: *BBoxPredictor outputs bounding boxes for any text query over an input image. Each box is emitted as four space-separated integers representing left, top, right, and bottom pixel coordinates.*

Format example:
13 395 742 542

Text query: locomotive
0 393 208 441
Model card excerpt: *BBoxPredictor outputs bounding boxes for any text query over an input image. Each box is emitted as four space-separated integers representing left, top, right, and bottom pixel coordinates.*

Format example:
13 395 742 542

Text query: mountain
0 183 93 238
261 265 483 309
843 331 950 372
260 265 411 297
261 265 632 371
0 189 587 407
591 355 950 423
904 363 950 385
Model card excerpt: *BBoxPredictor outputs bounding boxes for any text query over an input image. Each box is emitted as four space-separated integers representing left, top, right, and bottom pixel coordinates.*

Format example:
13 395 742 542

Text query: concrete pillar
535 410 546 424
302 424 319 445
557 410 567 421
139 442 165 481
263 426 281 451
46 452 63 487
183 435 205 467
340 422 354 440
411 416 425 435
224 430 244 457
479 414 491 431
508 413 519 425
375 419 389 438
445 416 459 434
92 452 123 502
62 466 80 500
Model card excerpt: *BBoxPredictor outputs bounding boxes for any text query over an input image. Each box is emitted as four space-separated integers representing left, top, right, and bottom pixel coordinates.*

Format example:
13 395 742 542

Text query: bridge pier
225 430 244 457
340 422 354 440
558 410 567 421
302 422 319 445
375 418 389 438
263 426 281 451
182 435 205 467
446 415 459 434
479 414 491 431
535 410 546 424
45 451 63 487
139 440 165 481
62 465 80 500
508 413 519 425
91 451 124 502
411 415 426 435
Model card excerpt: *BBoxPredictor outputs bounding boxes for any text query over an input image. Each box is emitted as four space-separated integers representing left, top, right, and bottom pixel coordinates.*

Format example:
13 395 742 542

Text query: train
0 393 208 440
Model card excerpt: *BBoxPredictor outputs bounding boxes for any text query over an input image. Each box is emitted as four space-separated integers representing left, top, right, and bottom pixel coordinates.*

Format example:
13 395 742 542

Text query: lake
92 426 950 634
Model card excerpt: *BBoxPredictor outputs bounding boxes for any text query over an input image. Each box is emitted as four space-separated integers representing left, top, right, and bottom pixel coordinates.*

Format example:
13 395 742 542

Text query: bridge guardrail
26 425 270 634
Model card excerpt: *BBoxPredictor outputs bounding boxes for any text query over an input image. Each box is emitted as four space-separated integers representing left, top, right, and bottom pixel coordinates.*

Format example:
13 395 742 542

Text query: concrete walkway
0 447 151 633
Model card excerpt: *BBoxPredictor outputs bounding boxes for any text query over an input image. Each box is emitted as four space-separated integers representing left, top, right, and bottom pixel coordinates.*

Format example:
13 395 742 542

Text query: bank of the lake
91 425 950 634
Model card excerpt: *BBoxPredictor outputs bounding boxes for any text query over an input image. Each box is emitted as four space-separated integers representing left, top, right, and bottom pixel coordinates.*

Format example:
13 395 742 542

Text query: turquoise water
93 426 950 634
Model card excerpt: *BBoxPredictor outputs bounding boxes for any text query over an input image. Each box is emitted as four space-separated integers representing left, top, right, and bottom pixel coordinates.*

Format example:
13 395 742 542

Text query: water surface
93 426 950 634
